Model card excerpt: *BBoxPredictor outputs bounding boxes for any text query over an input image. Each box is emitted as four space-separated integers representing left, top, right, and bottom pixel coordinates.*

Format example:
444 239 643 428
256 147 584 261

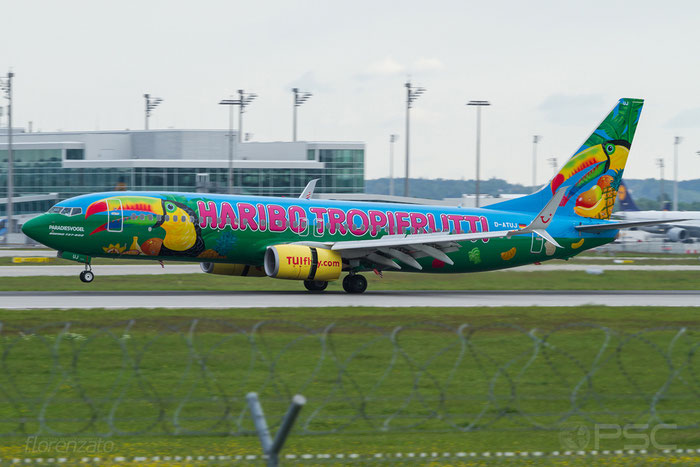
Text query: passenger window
140 214 146 221
148 215 154 221
173 215 178 223
164 215 169 221
181 215 186 222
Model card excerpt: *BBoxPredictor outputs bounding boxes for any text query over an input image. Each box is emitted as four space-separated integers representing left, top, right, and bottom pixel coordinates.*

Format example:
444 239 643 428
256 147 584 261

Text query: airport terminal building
0 129 365 219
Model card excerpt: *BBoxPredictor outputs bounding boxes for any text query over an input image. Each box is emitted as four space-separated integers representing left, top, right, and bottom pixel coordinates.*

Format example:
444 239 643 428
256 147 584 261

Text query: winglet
299 179 319 200
507 186 568 248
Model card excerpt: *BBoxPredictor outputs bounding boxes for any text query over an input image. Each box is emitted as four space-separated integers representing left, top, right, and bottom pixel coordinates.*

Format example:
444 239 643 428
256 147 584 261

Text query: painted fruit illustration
571 239 584 249
574 185 605 217
597 175 614 189
575 185 602 208
500 247 516 260
545 242 556 256
141 237 164 256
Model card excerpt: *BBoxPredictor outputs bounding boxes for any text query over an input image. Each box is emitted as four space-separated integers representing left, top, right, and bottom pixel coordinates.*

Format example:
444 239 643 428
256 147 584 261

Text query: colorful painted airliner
22 98 663 293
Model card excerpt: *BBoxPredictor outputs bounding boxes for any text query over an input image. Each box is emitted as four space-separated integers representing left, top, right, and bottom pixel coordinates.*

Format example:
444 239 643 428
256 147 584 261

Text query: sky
4 0 700 186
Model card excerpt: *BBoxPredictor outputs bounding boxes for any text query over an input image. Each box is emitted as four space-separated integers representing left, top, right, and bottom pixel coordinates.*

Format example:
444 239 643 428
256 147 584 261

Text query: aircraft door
106 198 123 232
530 232 544 254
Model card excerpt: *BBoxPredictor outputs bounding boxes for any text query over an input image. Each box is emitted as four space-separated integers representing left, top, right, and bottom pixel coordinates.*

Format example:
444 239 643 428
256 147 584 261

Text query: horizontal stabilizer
575 218 689 232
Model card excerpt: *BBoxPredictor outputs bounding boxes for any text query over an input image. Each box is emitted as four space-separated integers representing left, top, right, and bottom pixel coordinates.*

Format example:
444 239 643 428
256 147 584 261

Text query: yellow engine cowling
200 262 266 277
264 245 342 281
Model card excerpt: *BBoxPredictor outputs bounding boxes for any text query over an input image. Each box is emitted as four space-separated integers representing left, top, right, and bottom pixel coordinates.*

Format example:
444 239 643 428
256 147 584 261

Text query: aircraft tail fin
616 180 640 211
488 98 644 220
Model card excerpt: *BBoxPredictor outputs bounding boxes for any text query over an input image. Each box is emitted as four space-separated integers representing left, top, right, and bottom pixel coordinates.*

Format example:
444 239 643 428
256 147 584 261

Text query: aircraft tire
342 274 367 294
81 270 94 283
304 280 328 292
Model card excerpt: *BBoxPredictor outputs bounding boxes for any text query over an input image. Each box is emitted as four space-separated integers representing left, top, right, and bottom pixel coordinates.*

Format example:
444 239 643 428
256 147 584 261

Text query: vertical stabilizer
488 98 644 220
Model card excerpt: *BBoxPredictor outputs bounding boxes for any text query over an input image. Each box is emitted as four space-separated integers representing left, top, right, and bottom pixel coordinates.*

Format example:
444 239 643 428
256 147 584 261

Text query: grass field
0 306 699 464
0 269 698 292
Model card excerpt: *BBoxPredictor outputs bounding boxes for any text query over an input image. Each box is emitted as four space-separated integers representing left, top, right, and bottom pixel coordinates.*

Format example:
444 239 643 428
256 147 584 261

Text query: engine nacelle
666 227 689 242
264 245 342 281
200 262 266 277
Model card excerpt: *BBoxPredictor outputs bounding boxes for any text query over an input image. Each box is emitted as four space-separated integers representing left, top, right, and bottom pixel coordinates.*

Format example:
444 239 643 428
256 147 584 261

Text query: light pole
237 89 257 143
656 157 665 210
404 81 425 197
547 157 558 176
389 134 398 196
467 100 490 208
532 135 542 192
1 72 14 242
673 136 682 211
144 93 163 130
292 88 312 142
219 90 257 194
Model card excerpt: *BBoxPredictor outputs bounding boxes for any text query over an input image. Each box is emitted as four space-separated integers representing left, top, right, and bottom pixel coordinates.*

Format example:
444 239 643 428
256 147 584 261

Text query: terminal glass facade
0 148 363 201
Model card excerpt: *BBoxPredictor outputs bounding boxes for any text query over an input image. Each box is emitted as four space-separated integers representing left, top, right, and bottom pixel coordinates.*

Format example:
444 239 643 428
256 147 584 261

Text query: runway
1 290 699 309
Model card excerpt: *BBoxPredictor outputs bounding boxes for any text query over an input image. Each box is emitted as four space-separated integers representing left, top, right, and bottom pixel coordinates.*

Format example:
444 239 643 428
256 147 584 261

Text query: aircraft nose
21 215 49 243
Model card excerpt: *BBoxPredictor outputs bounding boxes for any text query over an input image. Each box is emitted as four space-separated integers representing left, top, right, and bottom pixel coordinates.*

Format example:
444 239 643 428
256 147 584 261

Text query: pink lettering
427 213 437 233
217 202 237 230
347 209 369 236
237 203 258 231
368 210 388 236
267 204 287 232
409 212 428 233
288 206 306 233
387 211 396 235
257 204 267 232
395 212 410 234
327 208 347 235
309 207 328 235
197 201 218 229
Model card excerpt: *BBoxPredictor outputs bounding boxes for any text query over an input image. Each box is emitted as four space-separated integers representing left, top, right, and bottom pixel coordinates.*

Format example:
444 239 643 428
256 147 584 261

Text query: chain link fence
0 319 698 437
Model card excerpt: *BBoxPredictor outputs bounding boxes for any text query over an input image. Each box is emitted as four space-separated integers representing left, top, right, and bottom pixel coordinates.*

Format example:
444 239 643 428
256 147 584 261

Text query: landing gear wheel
80 268 94 283
342 274 367 294
304 280 328 292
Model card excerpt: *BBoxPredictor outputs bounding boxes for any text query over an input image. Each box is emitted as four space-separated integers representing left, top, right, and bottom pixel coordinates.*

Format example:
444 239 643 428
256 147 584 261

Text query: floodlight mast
467 100 490 208
404 81 425 197
656 157 665 210
673 136 682 211
389 134 399 196
292 88 312 142
1 71 14 243
532 135 542 192
219 90 257 194
144 93 163 130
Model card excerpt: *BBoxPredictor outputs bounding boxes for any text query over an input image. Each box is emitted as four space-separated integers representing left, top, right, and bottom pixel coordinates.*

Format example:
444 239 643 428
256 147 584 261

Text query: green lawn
0 269 698 291
0 306 699 463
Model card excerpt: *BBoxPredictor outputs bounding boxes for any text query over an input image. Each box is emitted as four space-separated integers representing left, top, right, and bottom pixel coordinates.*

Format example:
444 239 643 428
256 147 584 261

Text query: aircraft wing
296 186 568 271
575 218 689 232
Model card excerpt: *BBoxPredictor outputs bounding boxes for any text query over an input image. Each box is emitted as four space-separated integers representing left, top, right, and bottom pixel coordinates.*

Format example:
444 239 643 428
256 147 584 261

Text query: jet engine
264 245 342 281
666 227 689 242
200 262 266 277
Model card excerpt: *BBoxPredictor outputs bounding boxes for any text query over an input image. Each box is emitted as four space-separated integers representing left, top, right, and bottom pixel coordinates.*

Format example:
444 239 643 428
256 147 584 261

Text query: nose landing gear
342 274 367 294
79 264 94 283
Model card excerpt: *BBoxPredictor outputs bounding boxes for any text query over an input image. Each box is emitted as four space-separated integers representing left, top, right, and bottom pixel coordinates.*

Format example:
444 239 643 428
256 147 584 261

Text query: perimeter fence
0 319 698 437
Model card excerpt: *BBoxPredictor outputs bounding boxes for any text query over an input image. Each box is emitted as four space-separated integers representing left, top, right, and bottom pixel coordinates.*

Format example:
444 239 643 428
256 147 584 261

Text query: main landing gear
79 264 94 283
304 280 328 292
342 274 367 294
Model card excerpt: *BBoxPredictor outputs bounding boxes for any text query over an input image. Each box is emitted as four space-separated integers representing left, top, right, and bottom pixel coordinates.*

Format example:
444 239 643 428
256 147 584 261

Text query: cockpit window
48 206 83 216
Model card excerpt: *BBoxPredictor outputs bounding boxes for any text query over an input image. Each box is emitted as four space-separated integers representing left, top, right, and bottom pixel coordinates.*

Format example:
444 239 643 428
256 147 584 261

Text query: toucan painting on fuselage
22 98 652 293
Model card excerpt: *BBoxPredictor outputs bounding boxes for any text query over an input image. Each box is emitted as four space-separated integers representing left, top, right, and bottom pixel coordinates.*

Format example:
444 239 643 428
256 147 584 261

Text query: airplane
22 98 668 293
613 180 700 242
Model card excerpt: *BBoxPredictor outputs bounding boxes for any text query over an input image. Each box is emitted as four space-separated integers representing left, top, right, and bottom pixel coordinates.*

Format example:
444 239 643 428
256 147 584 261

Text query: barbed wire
0 320 698 437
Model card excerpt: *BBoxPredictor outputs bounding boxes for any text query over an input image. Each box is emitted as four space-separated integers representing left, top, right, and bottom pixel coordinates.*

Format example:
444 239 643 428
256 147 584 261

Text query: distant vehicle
22 98 672 293
614 181 700 242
